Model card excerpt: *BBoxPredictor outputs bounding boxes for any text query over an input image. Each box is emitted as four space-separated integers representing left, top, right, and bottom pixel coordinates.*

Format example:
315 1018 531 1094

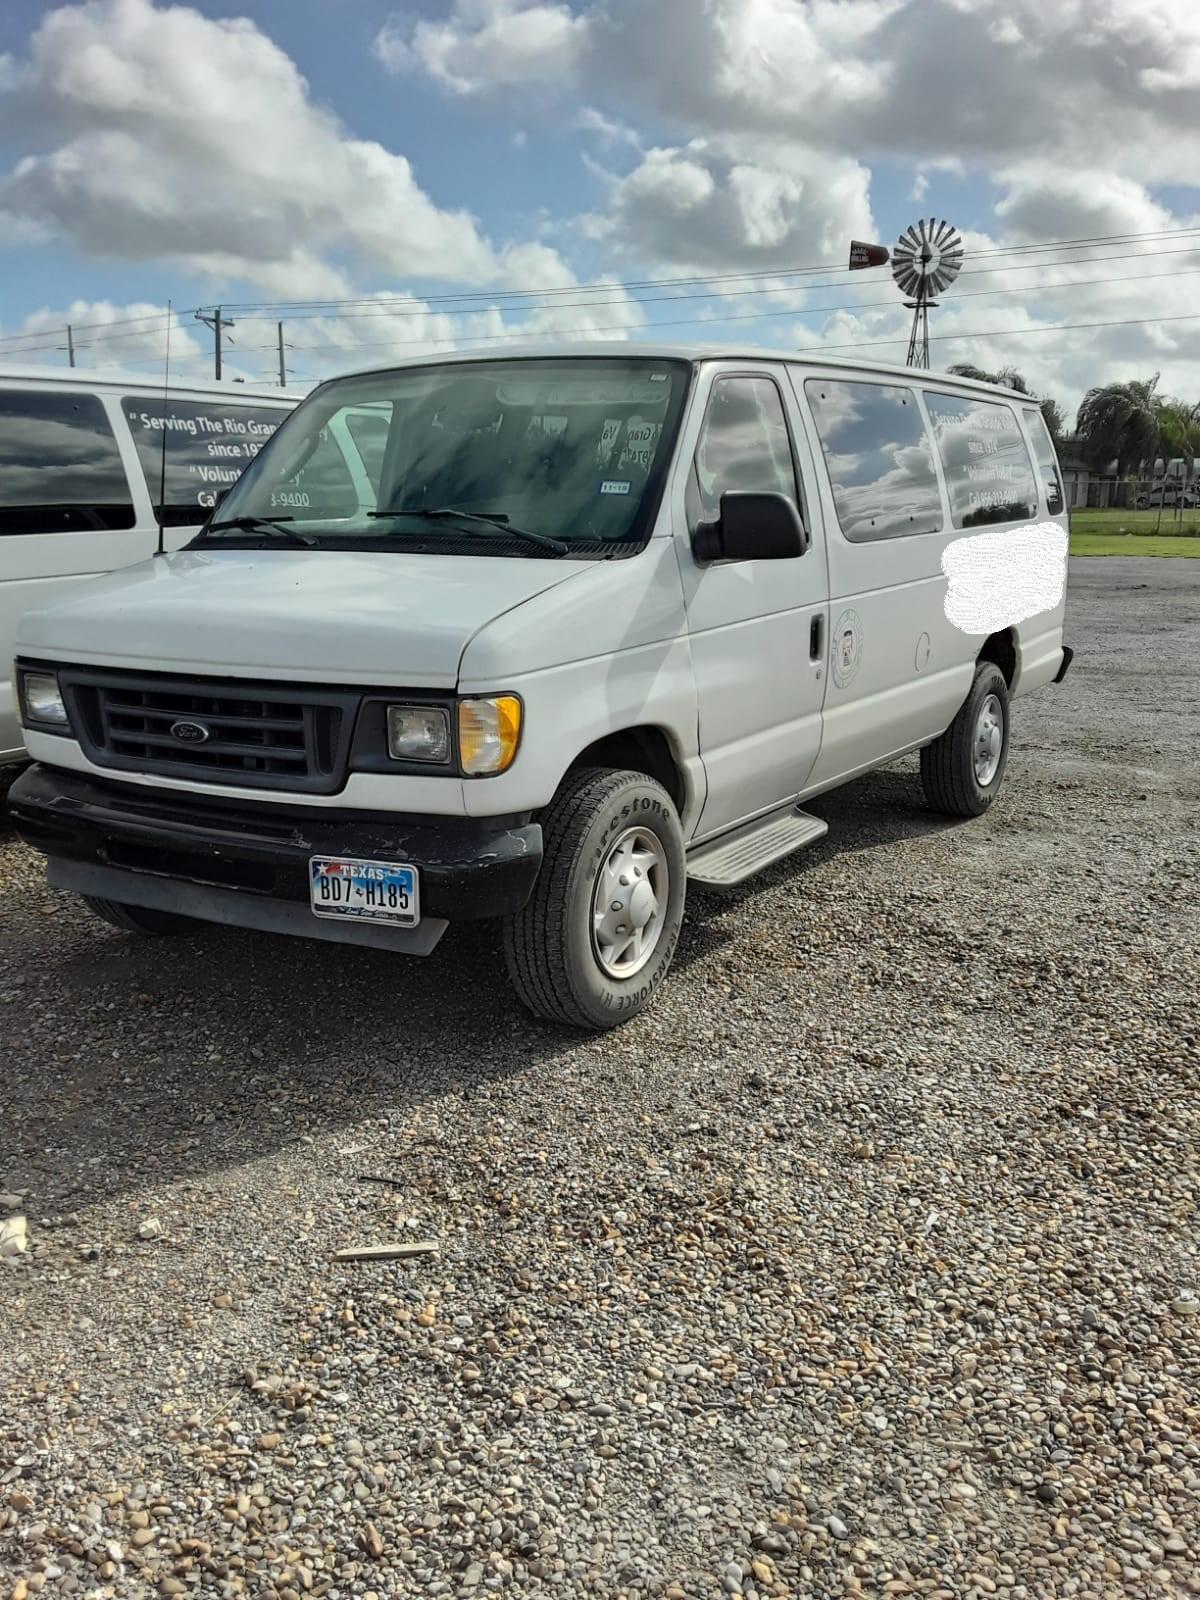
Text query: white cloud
574 107 642 149
0 0 500 294
380 0 1200 181
993 168 1185 244
584 139 874 272
375 1 588 94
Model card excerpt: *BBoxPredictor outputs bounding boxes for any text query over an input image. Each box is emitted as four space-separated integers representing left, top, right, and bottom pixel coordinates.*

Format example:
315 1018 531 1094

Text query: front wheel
920 661 1011 817
503 767 686 1029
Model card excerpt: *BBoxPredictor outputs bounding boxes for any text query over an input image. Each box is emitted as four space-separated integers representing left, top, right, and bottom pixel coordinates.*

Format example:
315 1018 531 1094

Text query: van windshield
204 357 690 556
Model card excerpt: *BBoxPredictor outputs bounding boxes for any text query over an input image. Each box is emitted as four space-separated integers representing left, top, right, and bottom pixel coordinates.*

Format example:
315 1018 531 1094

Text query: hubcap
591 826 669 979
973 692 1004 786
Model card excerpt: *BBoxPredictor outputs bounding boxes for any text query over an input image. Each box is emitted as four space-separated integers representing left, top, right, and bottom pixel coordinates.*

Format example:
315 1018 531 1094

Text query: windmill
891 219 963 368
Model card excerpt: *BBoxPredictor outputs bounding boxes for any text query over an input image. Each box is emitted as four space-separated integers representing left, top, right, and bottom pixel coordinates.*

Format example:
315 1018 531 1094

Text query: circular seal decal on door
831 608 863 688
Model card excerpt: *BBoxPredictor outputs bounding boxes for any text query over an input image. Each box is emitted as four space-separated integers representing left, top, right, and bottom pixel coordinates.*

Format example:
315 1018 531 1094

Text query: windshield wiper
367 506 568 556
201 516 316 547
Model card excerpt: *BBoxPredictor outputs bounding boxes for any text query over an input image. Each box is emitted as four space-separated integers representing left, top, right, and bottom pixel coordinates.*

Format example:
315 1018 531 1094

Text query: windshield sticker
600 480 631 495
650 373 668 382
942 521 1068 634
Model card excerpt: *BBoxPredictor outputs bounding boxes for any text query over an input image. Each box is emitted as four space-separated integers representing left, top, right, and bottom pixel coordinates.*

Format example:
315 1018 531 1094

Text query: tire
503 767 686 1029
920 661 1011 818
82 896 202 936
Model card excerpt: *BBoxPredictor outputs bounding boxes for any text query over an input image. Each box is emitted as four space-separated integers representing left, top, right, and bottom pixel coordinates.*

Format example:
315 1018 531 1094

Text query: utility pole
194 306 234 380
277 321 286 387
66 325 76 368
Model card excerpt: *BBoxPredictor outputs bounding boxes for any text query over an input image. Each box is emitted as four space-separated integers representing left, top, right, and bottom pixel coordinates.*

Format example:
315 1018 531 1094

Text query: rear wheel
920 661 1010 817
82 896 202 936
503 767 686 1029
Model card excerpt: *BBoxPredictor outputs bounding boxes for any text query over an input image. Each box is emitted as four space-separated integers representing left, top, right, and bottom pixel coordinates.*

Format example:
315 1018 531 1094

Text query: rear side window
123 397 287 526
1022 407 1064 515
923 393 1039 527
804 378 942 541
692 376 799 522
0 388 134 535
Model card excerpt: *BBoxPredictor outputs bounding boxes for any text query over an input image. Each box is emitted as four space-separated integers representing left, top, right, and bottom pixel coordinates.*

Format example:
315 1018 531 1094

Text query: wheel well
567 727 685 810
978 628 1016 686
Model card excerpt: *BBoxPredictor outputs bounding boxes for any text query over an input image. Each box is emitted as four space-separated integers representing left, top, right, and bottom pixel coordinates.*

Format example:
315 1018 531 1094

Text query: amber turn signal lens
458 695 522 775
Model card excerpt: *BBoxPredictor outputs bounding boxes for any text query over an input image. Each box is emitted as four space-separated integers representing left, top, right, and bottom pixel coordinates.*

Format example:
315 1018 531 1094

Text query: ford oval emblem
170 718 211 744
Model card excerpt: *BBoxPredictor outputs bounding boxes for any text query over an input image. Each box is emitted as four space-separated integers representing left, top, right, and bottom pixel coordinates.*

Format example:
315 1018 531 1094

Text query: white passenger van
10 345 1071 1028
0 367 301 764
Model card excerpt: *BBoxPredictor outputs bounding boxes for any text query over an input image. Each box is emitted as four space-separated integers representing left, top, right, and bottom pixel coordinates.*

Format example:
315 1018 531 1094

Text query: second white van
0 366 302 764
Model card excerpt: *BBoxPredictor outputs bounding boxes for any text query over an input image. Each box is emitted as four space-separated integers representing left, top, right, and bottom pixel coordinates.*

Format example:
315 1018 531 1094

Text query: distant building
1057 437 1098 508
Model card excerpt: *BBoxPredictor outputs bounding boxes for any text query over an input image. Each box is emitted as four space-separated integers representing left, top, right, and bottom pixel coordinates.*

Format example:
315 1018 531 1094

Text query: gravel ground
2 557 1198 1600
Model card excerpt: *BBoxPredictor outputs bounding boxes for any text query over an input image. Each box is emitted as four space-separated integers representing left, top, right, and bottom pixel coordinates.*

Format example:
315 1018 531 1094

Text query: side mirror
692 491 808 563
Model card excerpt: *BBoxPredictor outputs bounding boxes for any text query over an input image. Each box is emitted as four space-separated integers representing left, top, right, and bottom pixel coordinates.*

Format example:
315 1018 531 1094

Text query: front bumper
9 764 542 955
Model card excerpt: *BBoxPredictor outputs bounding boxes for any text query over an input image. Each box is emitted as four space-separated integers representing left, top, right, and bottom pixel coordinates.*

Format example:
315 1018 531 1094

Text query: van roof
0 363 304 401
332 340 1035 403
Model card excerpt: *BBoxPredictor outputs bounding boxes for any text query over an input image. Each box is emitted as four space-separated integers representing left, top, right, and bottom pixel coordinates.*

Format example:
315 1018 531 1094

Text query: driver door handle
810 613 824 660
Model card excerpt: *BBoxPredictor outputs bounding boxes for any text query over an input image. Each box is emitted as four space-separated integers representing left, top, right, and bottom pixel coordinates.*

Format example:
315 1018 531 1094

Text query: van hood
17 547 592 688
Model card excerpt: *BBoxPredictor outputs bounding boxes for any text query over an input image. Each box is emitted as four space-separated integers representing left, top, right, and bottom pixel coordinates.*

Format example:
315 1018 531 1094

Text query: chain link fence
1062 469 1198 513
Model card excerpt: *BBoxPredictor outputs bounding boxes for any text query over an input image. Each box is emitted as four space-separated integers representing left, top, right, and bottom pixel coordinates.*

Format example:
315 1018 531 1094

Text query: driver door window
689 376 801 525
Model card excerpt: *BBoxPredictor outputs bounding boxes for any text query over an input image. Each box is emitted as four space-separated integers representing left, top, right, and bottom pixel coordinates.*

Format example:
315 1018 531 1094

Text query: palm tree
948 362 1031 393
1075 374 1163 482
947 363 1059 439
1038 397 1066 445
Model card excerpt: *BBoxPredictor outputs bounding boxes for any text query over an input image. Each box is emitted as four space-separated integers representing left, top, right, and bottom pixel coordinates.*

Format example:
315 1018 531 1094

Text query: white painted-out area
942 522 1069 636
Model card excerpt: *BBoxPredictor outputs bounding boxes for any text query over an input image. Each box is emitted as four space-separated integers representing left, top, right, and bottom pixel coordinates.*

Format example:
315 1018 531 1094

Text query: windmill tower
891 219 963 367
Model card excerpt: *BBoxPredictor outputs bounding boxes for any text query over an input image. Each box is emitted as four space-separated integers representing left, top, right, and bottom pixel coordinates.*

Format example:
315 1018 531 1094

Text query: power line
221 244 1200 329
4 222 1197 351
6 246 1200 363
238 265 1200 356
8 259 1199 367
214 224 1200 312
0 307 180 348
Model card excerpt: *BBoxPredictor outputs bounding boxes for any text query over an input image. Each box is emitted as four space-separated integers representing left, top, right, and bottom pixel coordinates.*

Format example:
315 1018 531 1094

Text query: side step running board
686 806 828 889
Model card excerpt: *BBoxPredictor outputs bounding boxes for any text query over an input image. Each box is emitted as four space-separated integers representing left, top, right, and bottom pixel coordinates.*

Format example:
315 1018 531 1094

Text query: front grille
59 668 360 794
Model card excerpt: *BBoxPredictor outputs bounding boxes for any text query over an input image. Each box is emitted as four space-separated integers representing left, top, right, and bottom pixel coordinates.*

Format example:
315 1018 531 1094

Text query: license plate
309 856 419 927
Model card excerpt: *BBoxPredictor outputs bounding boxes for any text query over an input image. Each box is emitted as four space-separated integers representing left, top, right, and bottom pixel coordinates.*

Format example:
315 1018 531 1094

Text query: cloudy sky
0 0 1197 417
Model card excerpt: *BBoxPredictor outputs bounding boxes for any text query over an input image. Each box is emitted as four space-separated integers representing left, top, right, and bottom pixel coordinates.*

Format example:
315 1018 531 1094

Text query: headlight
458 695 522 775
21 671 69 726
386 705 451 763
